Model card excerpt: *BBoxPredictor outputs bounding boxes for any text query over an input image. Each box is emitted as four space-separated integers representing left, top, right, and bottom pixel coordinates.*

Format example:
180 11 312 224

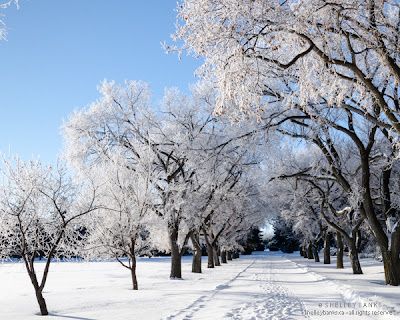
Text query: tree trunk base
324 233 331 264
227 251 232 261
221 251 227 263
336 232 344 269
170 227 182 279
192 251 202 273
349 246 363 275
313 247 320 262
36 291 48 316
307 244 314 260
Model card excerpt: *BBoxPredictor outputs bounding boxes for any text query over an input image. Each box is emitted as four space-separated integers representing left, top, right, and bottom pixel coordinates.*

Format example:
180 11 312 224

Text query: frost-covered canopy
173 0 400 135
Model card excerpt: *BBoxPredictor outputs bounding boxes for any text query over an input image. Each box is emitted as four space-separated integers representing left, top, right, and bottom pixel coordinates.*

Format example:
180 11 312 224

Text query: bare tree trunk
359 151 400 284
190 232 202 273
233 251 239 259
379 164 400 285
23 231 65 315
192 250 202 273
324 232 331 264
390 229 400 285
300 247 304 257
129 239 139 290
227 251 232 261
380 229 400 285
336 232 344 269
206 243 214 268
307 244 314 260
348 240 363 274
356 230 362 252
382 249 400 286
221 250 227 263
35 290 48 316
130 258 138 290
213 245 220 266
202 227 215 268
169 225 182 278
313 245 320 262
27 270 48 316
303 245 308 258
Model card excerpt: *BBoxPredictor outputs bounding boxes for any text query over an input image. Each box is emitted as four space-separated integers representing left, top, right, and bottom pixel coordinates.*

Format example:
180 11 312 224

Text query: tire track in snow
225 259 309 320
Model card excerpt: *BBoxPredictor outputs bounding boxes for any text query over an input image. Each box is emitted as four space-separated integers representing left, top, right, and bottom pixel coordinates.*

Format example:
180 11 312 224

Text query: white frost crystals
173 0 400 128
61 79 153 173
0 0 19 41
173 0 400 286
0 155 99 315
61 79 266 282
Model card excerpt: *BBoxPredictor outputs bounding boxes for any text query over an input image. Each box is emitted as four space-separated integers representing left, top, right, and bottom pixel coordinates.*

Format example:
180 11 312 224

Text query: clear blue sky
0 0 201 164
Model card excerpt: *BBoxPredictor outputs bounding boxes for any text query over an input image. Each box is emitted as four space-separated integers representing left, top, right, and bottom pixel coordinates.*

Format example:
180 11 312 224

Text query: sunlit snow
1 252 399 320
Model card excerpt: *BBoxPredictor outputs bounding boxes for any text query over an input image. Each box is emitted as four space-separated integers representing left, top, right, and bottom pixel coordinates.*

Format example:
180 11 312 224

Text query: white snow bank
285 253 400 319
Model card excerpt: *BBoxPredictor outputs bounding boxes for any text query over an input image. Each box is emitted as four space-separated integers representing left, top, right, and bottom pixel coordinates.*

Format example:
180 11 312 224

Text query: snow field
0 252 399 320
284 254 400 319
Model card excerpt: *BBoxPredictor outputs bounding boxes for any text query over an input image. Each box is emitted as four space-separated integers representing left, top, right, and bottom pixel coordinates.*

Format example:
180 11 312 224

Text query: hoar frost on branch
62 80 266 281
82 145 160 290
173 0 400 132
0 0 18 41
172 0 400 285
0 156 98 315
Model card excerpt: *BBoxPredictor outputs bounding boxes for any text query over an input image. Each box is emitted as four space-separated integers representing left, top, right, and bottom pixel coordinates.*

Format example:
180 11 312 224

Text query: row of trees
63 80 266 280
0 81 266 315
173 0 400 285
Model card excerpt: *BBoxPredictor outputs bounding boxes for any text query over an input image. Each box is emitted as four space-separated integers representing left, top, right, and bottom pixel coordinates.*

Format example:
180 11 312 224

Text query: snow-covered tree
165 83 267 270
82 145 159 290
264 139 368 273
173 0 400 135
62 81 214 279
63 80 267 279
172 0 400 285
0 156 98 316
277 107 399 280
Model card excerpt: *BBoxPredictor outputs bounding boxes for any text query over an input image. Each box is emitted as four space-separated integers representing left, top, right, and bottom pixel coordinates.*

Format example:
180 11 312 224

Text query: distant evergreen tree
242 228 265 254
268 226 300 253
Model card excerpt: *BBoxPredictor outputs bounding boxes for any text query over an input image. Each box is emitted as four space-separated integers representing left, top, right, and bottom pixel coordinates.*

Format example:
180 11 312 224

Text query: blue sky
0 0 201 164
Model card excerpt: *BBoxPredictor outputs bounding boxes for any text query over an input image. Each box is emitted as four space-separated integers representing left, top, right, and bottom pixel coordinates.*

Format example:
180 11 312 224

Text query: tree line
0 81 266 316
172 0 400 286
2 0 400 316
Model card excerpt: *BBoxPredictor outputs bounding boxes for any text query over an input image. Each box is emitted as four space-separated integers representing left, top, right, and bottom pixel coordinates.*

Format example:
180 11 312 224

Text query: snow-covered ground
1 251 399 320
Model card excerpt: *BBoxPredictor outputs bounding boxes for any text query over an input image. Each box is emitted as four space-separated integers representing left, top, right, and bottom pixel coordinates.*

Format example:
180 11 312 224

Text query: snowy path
226 258 309 320
166 255 308 320
1 252 399 319
166 252 399 320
